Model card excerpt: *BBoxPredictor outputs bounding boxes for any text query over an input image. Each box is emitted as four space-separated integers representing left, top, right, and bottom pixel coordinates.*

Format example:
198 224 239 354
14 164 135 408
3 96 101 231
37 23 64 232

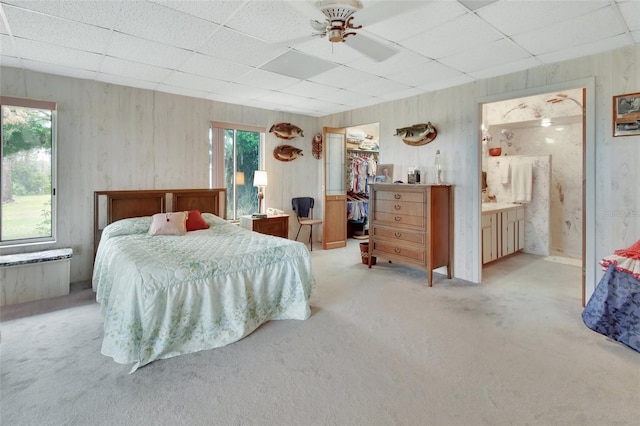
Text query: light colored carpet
2 240 639 425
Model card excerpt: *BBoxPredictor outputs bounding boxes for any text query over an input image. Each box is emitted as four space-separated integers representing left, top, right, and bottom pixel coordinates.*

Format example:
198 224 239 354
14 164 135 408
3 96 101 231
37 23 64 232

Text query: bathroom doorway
478 80 593 305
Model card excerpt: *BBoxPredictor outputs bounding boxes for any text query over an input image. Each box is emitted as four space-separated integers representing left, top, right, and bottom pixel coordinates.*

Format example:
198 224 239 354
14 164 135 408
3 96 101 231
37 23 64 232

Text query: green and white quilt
92 213 315 372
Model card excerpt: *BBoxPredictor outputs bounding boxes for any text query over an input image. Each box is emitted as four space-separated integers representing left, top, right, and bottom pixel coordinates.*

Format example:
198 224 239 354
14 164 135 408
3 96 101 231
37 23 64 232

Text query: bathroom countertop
481 202 522 213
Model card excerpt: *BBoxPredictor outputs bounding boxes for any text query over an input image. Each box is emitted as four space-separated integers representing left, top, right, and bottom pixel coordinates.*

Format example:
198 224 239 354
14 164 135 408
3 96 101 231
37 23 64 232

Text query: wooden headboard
94 188 226 255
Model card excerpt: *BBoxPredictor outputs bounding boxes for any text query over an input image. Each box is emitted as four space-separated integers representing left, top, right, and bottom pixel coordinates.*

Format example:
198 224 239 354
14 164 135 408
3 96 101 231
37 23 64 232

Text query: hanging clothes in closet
346 150 378 234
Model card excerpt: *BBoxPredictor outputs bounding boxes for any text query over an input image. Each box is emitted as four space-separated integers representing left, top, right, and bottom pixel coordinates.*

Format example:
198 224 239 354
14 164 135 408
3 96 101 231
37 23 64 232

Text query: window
210 122 264 220
1 96 57 245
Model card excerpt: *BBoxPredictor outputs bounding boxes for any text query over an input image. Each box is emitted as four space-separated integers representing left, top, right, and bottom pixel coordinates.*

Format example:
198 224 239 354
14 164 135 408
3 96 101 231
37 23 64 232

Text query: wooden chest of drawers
368 184 453 286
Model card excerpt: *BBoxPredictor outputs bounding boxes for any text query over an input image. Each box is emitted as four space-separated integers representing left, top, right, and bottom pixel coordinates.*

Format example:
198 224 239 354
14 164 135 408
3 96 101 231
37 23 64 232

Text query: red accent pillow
186 210 210 231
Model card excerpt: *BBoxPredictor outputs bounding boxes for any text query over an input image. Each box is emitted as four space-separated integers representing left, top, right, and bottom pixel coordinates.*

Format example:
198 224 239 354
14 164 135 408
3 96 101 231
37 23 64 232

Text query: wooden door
322 127 347 249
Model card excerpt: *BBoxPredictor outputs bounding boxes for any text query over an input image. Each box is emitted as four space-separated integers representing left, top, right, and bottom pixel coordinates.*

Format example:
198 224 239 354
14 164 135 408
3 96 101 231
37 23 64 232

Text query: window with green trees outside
1 97 57 245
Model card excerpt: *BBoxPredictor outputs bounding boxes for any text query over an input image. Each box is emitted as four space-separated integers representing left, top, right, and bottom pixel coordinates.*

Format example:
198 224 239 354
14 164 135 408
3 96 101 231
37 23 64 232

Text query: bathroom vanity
481 203 525 264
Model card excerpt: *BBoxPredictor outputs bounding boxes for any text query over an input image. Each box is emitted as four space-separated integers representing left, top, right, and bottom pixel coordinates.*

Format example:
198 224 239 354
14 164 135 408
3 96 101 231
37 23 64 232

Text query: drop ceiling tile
2 4 112 53
349 77 413 97
417 74 475 93
347 50 431 77
107 32 192 69
477 0 608 36
280 80 334 98
151 0 243 25
162 71 228 92
469 57 541 80
14 37 104 71
632 30 640 43
97 73 159 91
618 1 640 31
213 82 274 100
366 1 467 42
20 58 98 81
197 27 284 68
383 61 462 87
254 90 312 107
512 5 624 55
0 34 17 56
115 1 219 51
153 83 209 100
101 57 174 83
377 86 424 102
0 55 21 67
236 69 301 91
224 1 312 43
260 50 337 80
179 54 253 80
536 33 631 64
312 88 366 104
4 0 123 28
439 39 531 73
308 65 379 90
457 0 499 11
401 13 503 59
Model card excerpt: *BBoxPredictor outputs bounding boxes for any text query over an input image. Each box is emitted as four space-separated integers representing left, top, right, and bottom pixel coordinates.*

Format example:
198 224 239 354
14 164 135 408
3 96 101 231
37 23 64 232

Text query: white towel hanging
511 158 532 203
499 157 510 184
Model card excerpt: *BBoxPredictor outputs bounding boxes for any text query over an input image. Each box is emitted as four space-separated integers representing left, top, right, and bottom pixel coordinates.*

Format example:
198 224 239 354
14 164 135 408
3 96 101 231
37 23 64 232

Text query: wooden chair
291 197 322 251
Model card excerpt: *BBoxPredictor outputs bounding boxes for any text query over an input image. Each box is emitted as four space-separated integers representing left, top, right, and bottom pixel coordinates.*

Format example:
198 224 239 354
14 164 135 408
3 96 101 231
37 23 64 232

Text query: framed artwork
613 92 640 137
375 164 394 183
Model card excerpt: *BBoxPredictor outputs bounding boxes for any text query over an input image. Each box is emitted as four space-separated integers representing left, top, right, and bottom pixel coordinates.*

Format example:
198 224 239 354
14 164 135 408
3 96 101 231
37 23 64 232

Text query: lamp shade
253 170 268 187
235 171 245 186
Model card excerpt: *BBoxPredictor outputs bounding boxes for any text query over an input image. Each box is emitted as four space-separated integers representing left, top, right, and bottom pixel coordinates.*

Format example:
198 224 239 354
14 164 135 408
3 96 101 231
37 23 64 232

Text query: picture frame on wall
613 92 640 137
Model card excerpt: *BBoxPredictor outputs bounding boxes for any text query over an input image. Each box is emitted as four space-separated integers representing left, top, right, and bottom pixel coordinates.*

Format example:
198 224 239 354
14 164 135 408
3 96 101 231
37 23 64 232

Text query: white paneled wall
1 44 639 302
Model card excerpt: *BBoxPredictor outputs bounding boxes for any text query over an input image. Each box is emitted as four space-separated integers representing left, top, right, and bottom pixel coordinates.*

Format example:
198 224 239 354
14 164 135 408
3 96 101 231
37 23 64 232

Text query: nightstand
240 214 289 239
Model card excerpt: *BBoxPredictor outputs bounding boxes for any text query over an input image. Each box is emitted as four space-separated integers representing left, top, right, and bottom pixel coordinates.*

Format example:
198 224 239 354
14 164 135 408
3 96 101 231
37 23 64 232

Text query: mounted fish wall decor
394 122 437 146
312 133 322 159
269 122 304 140
273 144 304 162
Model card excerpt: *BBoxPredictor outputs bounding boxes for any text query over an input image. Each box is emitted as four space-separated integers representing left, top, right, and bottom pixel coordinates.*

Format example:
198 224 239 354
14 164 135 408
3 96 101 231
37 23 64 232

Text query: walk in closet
345 124 379 240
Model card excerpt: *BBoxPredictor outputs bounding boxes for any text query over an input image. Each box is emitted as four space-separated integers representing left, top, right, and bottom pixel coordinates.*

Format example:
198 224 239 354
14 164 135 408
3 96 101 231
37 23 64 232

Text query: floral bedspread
582 264 640 353
92 213 316 372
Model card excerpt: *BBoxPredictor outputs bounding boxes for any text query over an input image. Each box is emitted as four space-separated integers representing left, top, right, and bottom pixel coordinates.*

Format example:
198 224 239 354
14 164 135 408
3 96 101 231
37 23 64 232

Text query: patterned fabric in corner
582 264 640 353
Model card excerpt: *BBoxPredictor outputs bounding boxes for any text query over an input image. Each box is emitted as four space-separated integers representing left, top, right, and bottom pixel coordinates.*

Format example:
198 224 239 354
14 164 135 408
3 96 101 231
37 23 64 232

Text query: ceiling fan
285 0 417 62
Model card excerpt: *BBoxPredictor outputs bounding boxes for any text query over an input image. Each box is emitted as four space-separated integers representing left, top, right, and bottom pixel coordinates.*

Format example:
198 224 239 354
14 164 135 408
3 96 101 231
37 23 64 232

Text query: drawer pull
394 194 401 199
394 204 402 210
394 232 401 238
394 248 401 254
394 216 402 221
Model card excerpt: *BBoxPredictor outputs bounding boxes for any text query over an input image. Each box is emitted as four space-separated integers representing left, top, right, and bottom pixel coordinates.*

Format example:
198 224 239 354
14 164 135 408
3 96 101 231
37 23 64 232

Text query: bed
582 240 640 353
92 189 316 372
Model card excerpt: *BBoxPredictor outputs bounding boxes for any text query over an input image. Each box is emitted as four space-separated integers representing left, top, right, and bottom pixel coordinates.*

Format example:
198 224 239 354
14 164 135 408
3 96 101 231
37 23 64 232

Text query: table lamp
253 170 268 214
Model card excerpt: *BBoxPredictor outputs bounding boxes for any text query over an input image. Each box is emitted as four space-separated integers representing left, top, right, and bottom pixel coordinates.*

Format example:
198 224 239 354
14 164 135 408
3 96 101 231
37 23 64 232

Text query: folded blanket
600 240 640 279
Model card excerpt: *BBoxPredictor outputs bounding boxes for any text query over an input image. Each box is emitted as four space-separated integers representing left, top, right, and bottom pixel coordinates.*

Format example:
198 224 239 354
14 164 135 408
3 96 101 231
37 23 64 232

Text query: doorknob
394 194 401 199
394 204 401 210
394 216 401 221
394 232 401 238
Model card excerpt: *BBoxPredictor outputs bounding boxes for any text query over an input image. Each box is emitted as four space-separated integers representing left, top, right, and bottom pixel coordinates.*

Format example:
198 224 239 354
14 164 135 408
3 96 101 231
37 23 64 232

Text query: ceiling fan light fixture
316 0 363 21
328 28 344 42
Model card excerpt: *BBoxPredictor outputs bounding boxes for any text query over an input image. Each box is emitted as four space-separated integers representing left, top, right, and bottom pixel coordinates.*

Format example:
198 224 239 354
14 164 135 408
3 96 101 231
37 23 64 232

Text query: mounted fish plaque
394 122 437 146
273 144 304 162
269 122 304 140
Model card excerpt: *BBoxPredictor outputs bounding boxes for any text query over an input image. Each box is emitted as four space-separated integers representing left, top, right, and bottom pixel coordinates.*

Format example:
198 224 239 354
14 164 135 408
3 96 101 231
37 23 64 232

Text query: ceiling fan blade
285 0 327 22
353 1 425 26
346 33 397 62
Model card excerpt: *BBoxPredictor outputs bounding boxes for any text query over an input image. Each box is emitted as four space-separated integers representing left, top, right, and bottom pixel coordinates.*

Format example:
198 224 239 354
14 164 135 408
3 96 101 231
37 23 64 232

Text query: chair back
292 197 315 220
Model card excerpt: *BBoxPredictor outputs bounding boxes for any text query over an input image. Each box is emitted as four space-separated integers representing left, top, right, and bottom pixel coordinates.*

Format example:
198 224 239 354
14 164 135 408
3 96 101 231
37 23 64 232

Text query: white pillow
148 212 187 236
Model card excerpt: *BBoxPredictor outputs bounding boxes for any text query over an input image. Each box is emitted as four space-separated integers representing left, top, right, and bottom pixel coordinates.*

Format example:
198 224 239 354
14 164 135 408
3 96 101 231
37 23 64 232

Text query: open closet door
323 127 347 249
